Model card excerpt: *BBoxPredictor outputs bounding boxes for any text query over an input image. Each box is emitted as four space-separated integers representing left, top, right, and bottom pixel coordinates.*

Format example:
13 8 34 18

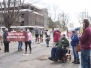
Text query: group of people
3 28 32 54
71 19 91 68
1 27 44 54
35 27 43 43
0 19 91 68
48 19 91 68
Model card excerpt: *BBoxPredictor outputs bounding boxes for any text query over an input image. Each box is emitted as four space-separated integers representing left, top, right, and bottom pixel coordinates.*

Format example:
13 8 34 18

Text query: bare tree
58 12 69 30
78 10 89 24
20 0 25 5
0 0 23 30
48 17 54 28
47 5 59 30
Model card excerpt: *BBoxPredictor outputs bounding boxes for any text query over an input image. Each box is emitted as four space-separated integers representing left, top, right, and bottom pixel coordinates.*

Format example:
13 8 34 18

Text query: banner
6 32 28 41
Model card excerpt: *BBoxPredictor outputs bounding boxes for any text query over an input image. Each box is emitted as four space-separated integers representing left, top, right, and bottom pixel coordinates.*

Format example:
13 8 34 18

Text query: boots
74 59 80 64
29 50 32 55
72 58 76 63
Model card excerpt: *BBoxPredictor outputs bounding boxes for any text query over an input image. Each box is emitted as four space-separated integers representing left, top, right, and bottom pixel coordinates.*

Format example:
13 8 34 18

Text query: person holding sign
18 29 23 52
25 29 32 54
3 28 10 53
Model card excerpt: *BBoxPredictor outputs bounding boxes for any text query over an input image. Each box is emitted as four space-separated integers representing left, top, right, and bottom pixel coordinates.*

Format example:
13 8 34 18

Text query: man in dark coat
3 28 10 53
48 34 69 61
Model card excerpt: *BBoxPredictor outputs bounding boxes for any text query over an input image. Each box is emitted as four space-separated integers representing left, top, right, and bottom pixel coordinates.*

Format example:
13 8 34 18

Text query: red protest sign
6 32 28 41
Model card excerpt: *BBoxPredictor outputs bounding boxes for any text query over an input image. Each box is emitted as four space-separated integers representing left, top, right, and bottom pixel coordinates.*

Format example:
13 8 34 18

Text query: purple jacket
80 26 91 50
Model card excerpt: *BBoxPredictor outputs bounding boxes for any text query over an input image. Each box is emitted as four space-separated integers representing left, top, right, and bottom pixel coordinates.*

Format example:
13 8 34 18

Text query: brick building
0 4 49 30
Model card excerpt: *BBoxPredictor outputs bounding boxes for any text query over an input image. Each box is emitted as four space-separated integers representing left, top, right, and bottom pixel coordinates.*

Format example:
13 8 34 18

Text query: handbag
76 44 81 52
46 37 50 41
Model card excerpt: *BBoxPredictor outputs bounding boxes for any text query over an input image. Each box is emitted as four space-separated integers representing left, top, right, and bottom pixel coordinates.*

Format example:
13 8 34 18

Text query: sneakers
72 58 76 63
48 57 58 62
74 60 80 64
72 59 80 64
48 57 53 60
52 58 58 62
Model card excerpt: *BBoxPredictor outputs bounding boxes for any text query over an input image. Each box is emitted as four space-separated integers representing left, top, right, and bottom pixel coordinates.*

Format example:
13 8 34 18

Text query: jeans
4 43 9 52
81 50 90 68
51 47 62 60
46 40 49 46
18 41 23 51
72 46 79 60
25 40 31 52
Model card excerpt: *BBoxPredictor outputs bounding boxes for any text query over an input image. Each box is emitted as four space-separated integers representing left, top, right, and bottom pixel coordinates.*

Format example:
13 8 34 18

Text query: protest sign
6 32 28 41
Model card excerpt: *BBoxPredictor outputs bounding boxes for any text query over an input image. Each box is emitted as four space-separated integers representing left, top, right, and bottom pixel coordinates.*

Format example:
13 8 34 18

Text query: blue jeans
18 41 23 51
72 46 79 60
81 50 90 68
46 40 49 46
51 47 62 60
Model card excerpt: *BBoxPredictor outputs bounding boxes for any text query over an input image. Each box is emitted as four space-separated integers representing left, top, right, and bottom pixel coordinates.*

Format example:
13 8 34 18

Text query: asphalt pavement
0 35 81 68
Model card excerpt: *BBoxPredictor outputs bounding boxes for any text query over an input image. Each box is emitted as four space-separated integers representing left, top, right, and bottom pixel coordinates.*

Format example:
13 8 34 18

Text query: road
0 36 81 68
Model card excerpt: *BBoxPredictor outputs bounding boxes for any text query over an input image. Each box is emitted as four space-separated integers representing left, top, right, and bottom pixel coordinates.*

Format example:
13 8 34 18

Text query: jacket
3 31 10 43
80 26 91 50
53 30 61 42
27 32 32 41
71 34 79 46
56 37 69 48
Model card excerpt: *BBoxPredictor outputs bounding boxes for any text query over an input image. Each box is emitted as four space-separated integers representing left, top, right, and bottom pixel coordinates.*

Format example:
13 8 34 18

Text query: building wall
0 4 48 29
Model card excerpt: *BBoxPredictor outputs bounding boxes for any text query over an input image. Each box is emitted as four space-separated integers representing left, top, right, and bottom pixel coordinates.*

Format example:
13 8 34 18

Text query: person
45 29 50 47
80 19 91 68
48 34 69 61
0 28 3 45
18 29 23 52
35 27 39 42
40 29 43 43
25 29 32 54
3 28 10 53
71 30 80 64
53 27 61 46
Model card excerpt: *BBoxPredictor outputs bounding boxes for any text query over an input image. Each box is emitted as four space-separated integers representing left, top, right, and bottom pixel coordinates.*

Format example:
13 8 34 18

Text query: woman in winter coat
25 29 32 54
71 30 80 64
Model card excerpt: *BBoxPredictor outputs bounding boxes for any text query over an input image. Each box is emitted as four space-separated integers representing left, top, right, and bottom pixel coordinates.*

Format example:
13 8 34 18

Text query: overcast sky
25 0 91 13
25 0 91 22
1 0 91 27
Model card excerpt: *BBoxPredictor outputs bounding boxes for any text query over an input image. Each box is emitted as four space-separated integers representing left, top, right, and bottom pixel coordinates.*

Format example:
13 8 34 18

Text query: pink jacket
27 32 32 41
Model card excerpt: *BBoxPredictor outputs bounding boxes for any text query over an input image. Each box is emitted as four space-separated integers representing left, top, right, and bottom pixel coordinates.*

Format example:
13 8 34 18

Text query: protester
25 29 32 54
71 30 80 64
80 19 91 68
53 27 61 46
3 28 10 53
40 28 43 43
45 29 50 47
48 34 69 61
18 29 23 52
35 27 39 42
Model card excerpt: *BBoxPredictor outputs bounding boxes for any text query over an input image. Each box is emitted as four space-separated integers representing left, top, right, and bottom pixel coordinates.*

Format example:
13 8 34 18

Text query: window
21 14 24 18
31 7 34 10
21 21 24 26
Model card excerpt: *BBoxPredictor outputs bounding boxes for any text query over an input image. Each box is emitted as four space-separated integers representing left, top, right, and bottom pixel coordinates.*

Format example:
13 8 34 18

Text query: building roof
19 9 44 16
0 26 44 29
